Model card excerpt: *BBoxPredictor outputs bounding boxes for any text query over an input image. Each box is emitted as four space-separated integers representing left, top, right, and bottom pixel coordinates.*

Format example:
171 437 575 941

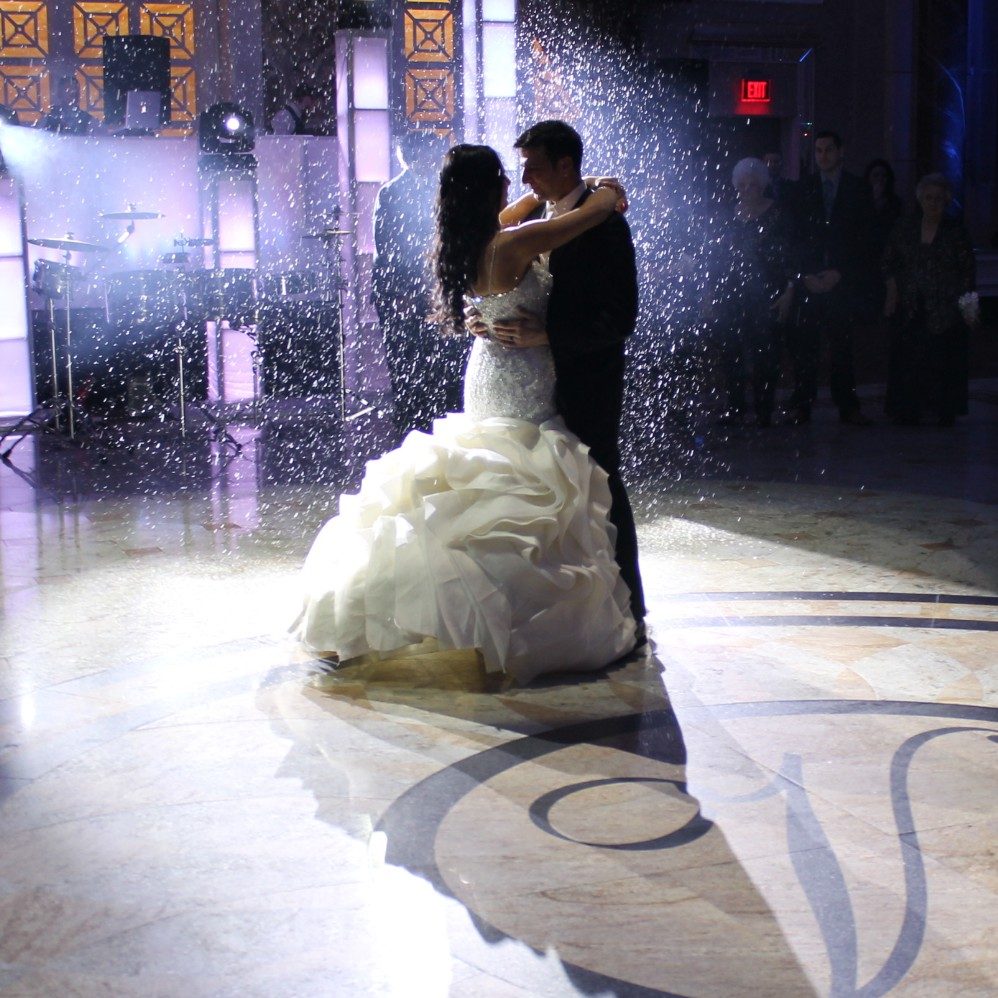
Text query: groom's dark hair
514 120 583 173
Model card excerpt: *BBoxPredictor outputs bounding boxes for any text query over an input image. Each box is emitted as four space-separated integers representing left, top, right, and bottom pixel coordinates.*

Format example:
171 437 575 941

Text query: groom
490 120 647 643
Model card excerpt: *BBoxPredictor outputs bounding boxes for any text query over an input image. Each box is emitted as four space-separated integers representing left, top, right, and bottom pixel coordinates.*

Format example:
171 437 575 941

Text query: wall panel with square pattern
0 0 195 131
0 1 49 122
392 1 462 136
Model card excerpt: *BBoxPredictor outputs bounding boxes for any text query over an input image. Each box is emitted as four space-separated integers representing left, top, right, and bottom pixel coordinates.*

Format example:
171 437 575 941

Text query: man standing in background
786 131 874 425
372 130 459 440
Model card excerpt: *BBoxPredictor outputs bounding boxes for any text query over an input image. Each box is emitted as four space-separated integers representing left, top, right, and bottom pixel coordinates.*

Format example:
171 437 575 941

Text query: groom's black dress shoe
609 622 649 666
311 652 341 674
632 620 648 651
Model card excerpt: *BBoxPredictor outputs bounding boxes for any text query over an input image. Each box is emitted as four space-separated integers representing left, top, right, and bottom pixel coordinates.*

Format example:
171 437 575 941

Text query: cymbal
100 209 163 221
302 229 351 239
173 237 216 247
28 236 112 252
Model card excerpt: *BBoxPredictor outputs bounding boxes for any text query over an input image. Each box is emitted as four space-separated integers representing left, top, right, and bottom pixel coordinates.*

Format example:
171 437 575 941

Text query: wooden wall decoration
392 0 461 137
0 1 50 122
0 1 195 132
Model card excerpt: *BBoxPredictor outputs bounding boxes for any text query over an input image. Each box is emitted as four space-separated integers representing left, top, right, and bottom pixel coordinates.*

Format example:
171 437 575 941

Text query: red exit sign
740 79 772 103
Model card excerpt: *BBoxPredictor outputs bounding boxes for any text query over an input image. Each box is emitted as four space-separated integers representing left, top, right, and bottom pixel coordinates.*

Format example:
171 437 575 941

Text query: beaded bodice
463 262 556 423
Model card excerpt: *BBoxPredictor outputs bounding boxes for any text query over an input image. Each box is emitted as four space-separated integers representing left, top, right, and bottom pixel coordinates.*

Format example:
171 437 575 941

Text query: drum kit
1 204 355 458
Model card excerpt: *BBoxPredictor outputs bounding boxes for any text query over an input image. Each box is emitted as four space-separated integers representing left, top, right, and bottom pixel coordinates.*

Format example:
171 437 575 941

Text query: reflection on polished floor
1 385 996 997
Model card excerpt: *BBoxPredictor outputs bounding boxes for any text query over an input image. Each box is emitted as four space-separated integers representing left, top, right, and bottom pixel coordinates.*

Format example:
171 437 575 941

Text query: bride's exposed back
292 143 636 683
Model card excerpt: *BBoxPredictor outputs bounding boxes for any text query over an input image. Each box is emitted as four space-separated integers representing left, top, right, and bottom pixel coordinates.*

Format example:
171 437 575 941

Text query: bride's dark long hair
432 144 506 334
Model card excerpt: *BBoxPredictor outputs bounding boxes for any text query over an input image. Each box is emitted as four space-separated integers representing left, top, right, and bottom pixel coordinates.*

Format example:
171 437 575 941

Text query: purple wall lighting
0 171 32 417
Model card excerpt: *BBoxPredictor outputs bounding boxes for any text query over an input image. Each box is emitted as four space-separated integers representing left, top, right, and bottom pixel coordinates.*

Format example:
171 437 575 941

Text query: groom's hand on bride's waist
490 308 549 349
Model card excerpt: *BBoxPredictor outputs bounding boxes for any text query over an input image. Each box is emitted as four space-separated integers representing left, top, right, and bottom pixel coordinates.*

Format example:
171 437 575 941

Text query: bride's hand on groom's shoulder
589 176 628 213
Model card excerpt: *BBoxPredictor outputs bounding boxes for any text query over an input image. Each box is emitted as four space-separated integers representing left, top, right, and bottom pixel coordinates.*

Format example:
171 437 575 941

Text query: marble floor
0 385 996 997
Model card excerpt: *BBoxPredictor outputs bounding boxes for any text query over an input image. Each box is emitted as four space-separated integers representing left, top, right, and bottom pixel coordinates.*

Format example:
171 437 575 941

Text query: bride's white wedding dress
293 262 635 683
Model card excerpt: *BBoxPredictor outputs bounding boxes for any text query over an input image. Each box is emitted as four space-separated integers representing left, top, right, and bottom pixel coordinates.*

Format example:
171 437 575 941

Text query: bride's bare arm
502 186 622 267
499 191 543 228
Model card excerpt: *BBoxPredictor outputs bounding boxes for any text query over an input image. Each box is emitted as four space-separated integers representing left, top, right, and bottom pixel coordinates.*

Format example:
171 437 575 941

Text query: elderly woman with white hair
883 173 977 426
708 156 796 427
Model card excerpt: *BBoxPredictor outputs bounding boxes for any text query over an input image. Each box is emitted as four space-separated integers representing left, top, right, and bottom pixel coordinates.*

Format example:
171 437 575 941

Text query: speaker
102 35 171 130
257 301 341 400
31 307 207 415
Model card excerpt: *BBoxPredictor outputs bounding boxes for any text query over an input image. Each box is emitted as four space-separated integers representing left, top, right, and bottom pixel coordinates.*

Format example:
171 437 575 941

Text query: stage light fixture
199 102 255 156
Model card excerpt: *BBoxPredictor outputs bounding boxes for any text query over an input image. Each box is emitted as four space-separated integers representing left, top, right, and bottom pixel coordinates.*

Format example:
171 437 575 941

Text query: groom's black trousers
556 351 647 623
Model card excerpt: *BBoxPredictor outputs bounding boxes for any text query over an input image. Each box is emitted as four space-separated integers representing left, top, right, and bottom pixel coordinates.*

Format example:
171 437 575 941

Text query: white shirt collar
546 181 588 218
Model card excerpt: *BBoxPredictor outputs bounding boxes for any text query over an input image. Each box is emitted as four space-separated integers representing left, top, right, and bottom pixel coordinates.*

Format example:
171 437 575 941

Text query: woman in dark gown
863 159 903 326
883 173 977 426
864 160 904 259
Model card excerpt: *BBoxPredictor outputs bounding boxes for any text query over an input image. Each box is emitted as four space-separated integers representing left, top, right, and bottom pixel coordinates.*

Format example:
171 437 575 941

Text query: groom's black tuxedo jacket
539 188 639 475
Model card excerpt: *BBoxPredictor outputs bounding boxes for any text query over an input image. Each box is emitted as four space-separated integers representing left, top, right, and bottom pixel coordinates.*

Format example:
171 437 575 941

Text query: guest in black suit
490 120 646 635
372 130 462 439
787 131 874 425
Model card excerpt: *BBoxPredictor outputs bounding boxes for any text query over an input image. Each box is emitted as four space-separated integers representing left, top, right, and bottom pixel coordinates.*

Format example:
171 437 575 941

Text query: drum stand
313 220 374 424
209 312 261 418
172 290 241 455
0 253 84 459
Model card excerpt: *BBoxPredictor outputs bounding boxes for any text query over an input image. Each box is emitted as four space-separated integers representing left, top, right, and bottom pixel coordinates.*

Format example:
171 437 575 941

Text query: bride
293 143 636 683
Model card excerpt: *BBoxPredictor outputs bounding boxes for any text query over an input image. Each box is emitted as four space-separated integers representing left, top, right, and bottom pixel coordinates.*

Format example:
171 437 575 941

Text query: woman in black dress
863 159 903 322
883 173 977 427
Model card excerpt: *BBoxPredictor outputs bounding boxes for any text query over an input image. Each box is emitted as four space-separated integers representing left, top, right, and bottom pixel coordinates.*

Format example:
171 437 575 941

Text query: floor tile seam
681 743 909 848
845 835 998 910
444 840 865 902
689 508 978 525
0 668 308 783
47 636 289 692
33 669 283 710
893 804 998 840
661 591 998 606
5 889 369 956
693 705 998 752
445 957 561 998
0 790 349 835
130 715 309 733
786 782 996 850
657 607 998 624
304 696 570 741
635 482 998 510
661 614 998 632
679 696 998 717
0 686 157 714
438 717 911 862
897 825 998 876
434 860 729 910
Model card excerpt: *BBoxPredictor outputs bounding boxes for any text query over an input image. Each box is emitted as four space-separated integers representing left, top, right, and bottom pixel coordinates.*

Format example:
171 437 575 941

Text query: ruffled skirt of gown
292 411 635 684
